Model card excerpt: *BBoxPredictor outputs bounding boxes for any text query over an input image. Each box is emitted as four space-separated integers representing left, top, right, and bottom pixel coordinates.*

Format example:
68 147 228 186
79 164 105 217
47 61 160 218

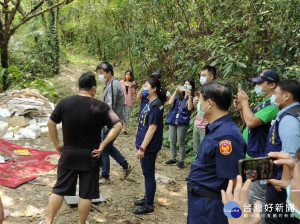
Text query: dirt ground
0 63 189 224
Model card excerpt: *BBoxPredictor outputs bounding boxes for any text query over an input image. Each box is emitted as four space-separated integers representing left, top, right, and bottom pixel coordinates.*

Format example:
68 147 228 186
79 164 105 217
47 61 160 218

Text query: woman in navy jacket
134 77 166 214
165 78 195 169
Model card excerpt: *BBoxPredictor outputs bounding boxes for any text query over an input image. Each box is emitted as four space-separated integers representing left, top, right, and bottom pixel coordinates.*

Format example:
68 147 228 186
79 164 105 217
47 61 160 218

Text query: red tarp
0 139 59 188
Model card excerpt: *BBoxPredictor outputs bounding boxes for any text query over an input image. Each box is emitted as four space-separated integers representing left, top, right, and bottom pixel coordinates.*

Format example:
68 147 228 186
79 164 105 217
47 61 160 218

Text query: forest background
0 0 299 161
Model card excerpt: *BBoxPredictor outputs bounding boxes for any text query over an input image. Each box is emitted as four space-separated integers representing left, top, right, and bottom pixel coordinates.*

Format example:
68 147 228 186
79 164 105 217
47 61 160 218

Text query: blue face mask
142 88 150 97
98 74 106 82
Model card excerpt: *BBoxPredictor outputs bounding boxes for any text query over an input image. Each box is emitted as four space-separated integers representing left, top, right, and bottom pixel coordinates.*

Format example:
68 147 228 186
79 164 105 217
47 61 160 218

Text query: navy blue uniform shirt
136 98 164 152
188 114 245 192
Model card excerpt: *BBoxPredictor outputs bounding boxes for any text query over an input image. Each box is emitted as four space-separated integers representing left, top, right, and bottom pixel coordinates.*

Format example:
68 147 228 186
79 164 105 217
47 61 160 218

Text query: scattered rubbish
4 209 10 219
0 89 54 140
45 154 60 165
155 173 176 184
0 155 5 163
8 116 29 127
13 149 31 156
0 121 8 138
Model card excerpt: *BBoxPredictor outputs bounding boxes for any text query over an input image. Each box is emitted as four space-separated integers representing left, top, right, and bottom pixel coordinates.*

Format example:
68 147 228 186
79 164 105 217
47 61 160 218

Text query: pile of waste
0 89 55 140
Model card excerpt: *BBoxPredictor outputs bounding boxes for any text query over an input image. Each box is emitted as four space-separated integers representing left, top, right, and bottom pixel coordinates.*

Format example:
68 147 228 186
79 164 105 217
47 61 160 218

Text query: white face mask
200 77 207 85
184 84 192 90
270 94 285 109
98 74 106 82
254 84 266 97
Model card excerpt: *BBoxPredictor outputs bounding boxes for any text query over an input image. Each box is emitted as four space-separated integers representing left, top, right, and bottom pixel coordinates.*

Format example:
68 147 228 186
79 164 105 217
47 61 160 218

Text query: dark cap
248 70 279 83
150 72 162 79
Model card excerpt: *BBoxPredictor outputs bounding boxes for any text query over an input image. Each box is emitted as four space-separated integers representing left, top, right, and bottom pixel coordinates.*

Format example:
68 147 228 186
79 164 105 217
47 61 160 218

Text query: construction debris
0 89 54 140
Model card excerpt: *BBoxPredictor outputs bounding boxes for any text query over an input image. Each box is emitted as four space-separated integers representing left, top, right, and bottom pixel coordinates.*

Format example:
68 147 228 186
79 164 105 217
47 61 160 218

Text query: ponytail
147 77 167 103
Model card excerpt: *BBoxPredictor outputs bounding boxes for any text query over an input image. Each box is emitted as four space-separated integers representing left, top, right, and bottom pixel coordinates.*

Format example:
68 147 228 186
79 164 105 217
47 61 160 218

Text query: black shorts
52 166 100 199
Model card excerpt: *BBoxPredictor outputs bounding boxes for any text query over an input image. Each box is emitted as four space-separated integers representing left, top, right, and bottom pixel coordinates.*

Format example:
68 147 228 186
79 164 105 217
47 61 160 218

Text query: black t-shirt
50 95 120 170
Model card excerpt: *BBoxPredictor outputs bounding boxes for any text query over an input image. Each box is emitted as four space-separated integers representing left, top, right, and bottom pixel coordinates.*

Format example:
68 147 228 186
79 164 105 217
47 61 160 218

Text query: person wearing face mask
192 65 216 155
134 77 166 214
234 70 280 222
120 70 137 135
165 78 195 169
136 72 171 114
264 80 300 224
96 62 133 184
187 81 245 224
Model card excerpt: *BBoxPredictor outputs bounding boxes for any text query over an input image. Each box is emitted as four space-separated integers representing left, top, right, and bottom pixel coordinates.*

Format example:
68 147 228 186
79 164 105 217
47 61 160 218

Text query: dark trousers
187 191 228 224
140 151 158 206
265 184 300 224
101 127 128 178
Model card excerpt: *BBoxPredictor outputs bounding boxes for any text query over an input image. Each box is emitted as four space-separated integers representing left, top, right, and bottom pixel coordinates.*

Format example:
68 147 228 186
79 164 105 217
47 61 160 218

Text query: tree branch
9 0 73 37
5 0 21 30
10 0 26 17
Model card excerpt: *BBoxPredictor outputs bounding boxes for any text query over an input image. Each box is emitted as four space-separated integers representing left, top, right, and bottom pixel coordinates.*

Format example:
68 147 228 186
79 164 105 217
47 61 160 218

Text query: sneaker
99 176 111 184
123 164 134 179
177 161 184 169
134 205 154 214
134 198 145 206
164 159 177 165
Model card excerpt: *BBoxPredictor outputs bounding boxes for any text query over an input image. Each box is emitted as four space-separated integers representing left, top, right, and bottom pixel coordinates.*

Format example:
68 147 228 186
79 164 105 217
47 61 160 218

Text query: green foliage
0 65 22 91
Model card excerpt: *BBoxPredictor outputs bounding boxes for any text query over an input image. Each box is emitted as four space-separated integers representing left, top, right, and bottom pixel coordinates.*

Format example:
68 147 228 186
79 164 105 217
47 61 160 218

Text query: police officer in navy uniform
265 80 300 224
187 81 245 224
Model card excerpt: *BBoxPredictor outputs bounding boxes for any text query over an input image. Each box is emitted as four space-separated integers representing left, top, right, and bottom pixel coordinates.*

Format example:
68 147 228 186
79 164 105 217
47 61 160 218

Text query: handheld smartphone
239 157 278 182
238 83 242 91
179 86 187 91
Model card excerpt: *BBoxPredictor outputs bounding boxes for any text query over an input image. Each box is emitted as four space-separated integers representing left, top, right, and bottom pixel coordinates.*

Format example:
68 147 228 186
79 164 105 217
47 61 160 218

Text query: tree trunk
0 38 10 91
97 37 102 59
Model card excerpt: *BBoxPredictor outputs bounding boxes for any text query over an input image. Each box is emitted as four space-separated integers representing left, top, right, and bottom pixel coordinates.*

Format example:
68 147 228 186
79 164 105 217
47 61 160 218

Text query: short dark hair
277 80 300 102
200 81 232 110
96 62 114 76
150 72 162 79
79 73 96 90
202 65 217 79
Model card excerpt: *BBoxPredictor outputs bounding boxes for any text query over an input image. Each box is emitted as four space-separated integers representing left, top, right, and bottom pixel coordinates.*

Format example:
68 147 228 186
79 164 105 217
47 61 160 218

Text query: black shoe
165 159 177 165
177 161 184 169
134 205 154 214
134 198 145 206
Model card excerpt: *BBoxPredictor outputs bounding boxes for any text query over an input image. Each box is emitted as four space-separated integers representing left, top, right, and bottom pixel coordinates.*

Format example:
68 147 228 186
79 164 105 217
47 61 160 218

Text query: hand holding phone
178 86 186 91
238 83 242 91
239 157 278 182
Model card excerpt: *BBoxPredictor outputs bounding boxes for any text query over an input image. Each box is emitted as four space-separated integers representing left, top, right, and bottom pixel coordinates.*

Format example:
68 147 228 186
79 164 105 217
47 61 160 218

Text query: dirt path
0 62 190 224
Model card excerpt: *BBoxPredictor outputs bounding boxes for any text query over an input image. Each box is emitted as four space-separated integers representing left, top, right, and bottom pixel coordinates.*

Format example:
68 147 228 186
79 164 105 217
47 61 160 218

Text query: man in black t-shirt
43 73 122 224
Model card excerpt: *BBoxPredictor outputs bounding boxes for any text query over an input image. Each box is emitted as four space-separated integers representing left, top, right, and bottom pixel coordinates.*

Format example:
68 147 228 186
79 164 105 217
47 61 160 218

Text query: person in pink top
120 70 137 134
193 65 216 153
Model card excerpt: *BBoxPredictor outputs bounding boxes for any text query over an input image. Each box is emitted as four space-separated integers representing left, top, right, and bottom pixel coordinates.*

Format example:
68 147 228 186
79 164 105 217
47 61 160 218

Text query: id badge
176 114 179 119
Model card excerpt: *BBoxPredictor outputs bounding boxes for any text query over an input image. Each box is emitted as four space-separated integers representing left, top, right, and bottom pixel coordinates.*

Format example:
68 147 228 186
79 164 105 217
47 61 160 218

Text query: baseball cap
150 72 162 79
248 70 279 83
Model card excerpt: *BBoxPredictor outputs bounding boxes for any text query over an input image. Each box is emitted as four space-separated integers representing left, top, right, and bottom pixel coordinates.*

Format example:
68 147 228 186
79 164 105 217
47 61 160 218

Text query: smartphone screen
179 86 186 91
239 157 278 182
238 83 242 90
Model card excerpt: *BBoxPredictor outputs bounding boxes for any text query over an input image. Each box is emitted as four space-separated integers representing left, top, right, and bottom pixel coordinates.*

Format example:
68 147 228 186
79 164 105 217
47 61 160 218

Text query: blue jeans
140 151 158 207
101 127 128 178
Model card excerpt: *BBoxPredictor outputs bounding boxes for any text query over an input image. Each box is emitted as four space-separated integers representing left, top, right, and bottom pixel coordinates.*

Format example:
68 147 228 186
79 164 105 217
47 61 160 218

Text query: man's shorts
52 166 100 199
